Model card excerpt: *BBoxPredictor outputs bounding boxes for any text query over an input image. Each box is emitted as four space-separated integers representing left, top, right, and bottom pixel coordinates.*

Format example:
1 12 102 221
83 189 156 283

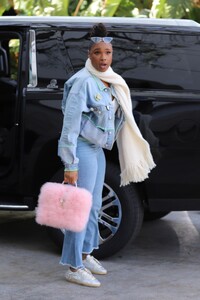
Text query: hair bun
89 23 108 37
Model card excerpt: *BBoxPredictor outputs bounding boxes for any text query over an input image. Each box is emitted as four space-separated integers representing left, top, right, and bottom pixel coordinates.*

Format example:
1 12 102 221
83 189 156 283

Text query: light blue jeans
60 138 106 269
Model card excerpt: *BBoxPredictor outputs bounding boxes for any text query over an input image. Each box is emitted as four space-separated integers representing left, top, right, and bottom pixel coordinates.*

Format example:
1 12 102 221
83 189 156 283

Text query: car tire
47 162 144 259
93 162 144 259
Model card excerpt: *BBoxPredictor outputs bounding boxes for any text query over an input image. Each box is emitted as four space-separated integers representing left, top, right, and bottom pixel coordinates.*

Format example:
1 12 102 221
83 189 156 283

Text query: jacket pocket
80 116 108 147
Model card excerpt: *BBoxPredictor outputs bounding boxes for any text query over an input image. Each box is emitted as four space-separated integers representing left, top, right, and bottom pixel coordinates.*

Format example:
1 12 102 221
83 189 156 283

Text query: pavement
0 210 200 300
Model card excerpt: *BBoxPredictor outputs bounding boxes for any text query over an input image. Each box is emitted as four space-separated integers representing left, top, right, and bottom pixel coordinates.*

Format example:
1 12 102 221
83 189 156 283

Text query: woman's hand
64 170 78 185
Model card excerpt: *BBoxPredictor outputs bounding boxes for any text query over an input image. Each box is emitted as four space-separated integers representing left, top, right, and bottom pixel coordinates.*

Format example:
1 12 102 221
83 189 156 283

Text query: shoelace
81 268 95 279
88 255 101 266
84 268 92 274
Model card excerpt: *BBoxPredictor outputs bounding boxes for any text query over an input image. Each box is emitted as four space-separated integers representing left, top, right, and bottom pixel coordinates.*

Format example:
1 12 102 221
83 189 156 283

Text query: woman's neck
101 80 110 88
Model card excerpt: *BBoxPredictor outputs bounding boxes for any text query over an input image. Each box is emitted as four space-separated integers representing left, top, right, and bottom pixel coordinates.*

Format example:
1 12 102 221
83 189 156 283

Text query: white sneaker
65 268 101 287
83 255 107 275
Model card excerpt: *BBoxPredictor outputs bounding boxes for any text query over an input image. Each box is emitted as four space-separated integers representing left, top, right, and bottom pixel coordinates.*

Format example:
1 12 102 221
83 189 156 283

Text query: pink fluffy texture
36 182 92 232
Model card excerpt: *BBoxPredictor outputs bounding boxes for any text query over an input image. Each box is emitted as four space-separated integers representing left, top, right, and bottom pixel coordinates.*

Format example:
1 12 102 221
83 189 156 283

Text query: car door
0 29 23 191
115 28 200 209
21 28 71 195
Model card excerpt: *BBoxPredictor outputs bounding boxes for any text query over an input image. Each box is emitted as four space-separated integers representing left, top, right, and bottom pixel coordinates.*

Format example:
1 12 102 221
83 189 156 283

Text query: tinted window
112 32 200 91
65 30 200 91
36 29 91 88
36 30 75 87
63 30 89 72
36 28 200 91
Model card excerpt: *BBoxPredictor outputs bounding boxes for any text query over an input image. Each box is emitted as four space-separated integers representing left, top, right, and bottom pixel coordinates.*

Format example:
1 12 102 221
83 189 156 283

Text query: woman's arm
58 80 87 175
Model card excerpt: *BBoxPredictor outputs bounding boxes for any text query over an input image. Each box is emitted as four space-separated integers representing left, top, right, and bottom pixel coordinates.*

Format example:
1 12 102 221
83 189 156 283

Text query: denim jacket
58 68 125 171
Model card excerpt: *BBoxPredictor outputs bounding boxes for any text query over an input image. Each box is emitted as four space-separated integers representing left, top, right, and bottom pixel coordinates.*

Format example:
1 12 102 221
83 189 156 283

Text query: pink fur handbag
35 182 92 232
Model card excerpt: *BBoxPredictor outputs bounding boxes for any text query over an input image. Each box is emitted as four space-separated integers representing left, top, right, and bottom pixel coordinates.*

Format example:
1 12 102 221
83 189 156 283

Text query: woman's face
88 42 113 72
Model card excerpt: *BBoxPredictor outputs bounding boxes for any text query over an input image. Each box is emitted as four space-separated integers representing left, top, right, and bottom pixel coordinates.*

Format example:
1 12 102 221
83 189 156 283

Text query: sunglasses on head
90 37 113 44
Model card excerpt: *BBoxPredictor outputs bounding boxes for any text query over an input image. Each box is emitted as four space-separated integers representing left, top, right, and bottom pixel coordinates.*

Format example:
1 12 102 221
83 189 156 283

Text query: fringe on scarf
120 155 156 186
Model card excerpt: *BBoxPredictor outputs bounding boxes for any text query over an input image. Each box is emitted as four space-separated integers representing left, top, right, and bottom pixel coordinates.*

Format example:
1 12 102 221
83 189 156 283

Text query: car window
0 35 19 79
112 31 200 91
65 30 200 91
36 30 75 88
36 28 200 92
63 30 88 73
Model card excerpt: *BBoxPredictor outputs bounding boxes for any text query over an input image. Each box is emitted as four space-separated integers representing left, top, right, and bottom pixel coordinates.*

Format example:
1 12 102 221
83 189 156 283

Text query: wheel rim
98 183 122 245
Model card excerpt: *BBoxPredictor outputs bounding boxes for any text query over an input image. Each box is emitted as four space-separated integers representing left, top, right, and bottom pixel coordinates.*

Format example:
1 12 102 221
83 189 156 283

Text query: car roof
0 16 199 26
0 16 199 33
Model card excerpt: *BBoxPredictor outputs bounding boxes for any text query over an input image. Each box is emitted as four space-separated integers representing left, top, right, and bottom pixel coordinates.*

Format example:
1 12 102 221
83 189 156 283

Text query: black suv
1 16 200 258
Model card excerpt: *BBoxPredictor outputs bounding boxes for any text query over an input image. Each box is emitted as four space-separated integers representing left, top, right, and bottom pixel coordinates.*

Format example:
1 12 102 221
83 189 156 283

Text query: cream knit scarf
85 58 156 186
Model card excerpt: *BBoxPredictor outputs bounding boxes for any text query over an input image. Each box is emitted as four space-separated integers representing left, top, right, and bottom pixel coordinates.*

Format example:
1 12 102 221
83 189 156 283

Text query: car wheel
47 162 144 258
93 162 144 259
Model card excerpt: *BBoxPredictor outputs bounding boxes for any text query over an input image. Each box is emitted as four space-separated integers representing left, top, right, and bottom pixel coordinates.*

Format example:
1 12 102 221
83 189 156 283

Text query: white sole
65 277 101 287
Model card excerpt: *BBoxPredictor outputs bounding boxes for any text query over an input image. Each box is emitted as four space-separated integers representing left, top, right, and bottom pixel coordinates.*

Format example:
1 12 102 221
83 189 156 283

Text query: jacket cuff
64 163 79 172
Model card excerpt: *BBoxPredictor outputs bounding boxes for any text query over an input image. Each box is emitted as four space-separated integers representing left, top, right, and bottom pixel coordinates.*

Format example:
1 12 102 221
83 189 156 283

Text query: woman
58 23 155 287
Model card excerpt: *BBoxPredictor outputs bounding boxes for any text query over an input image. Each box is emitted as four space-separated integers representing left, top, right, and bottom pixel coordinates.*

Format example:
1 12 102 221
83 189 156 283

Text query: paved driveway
0 210 200 300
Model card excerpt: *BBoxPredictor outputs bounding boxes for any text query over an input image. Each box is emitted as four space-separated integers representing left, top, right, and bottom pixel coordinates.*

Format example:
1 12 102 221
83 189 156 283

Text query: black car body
0 16 200 258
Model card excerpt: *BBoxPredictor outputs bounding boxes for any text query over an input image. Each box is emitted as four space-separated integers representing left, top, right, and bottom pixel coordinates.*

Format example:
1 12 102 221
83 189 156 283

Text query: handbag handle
62 181 77 187
60 182 78 207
